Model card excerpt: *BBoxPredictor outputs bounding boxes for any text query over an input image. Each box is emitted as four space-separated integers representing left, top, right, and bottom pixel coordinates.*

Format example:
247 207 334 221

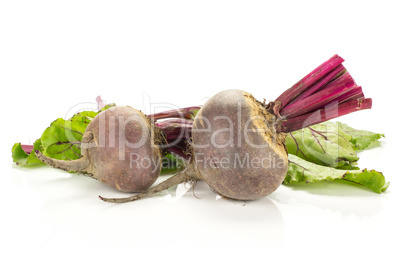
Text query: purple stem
163 128 192 140
277 98 372 133
148 106 201 121
157 120 193 140
96 96 106 110
331 86 364 105
280 72 356 119
155 119 193 128
21 145 34 154
275 54 345 109
286 64 346 106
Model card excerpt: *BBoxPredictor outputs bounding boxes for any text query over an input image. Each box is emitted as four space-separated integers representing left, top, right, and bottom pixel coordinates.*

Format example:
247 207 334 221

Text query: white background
1 1 401 267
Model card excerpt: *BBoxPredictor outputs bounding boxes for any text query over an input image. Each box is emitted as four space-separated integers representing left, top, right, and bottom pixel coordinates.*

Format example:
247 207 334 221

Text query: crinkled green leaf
12 106 115 166
187 107 200 119
70 111 98 124
40 110 113 160
100 103 116 112
12 139 44 166
285 122 359 168
12 143 29 165
40 110 112 160
284 154 389 193
337 122 384 151
26 139 45 165
41 118 84 160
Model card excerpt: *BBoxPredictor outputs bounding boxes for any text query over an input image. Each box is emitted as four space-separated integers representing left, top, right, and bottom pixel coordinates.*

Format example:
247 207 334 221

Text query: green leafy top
285 121 384 169
284 121 387 193
337 122 384 151
41 111 98 160
11 109 110 166
12 139 43 166
285 122 358 168
284 154 389 194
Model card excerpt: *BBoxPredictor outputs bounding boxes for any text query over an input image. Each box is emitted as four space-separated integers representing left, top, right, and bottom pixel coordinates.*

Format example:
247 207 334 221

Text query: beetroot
191 90 288 200
98 55 373 202
36 106 163 192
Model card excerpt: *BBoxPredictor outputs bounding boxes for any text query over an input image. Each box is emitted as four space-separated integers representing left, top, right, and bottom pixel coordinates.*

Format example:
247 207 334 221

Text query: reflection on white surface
11 167 284 249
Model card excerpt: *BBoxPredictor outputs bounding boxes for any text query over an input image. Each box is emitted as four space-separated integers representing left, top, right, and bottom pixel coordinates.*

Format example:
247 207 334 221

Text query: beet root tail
35 150 89 173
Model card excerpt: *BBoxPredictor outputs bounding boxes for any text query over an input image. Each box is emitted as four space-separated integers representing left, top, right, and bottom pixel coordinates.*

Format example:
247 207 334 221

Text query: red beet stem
280 72 356 119
272 55 373 133
333 86 364 104
151 111 195 158
277 98 372 133
286 64 346 106
155 119 193 128
275 54 344 109
156 120 193 139
163 128 192 140
96 95 106 110
21 145 34 154
148 106 201 121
